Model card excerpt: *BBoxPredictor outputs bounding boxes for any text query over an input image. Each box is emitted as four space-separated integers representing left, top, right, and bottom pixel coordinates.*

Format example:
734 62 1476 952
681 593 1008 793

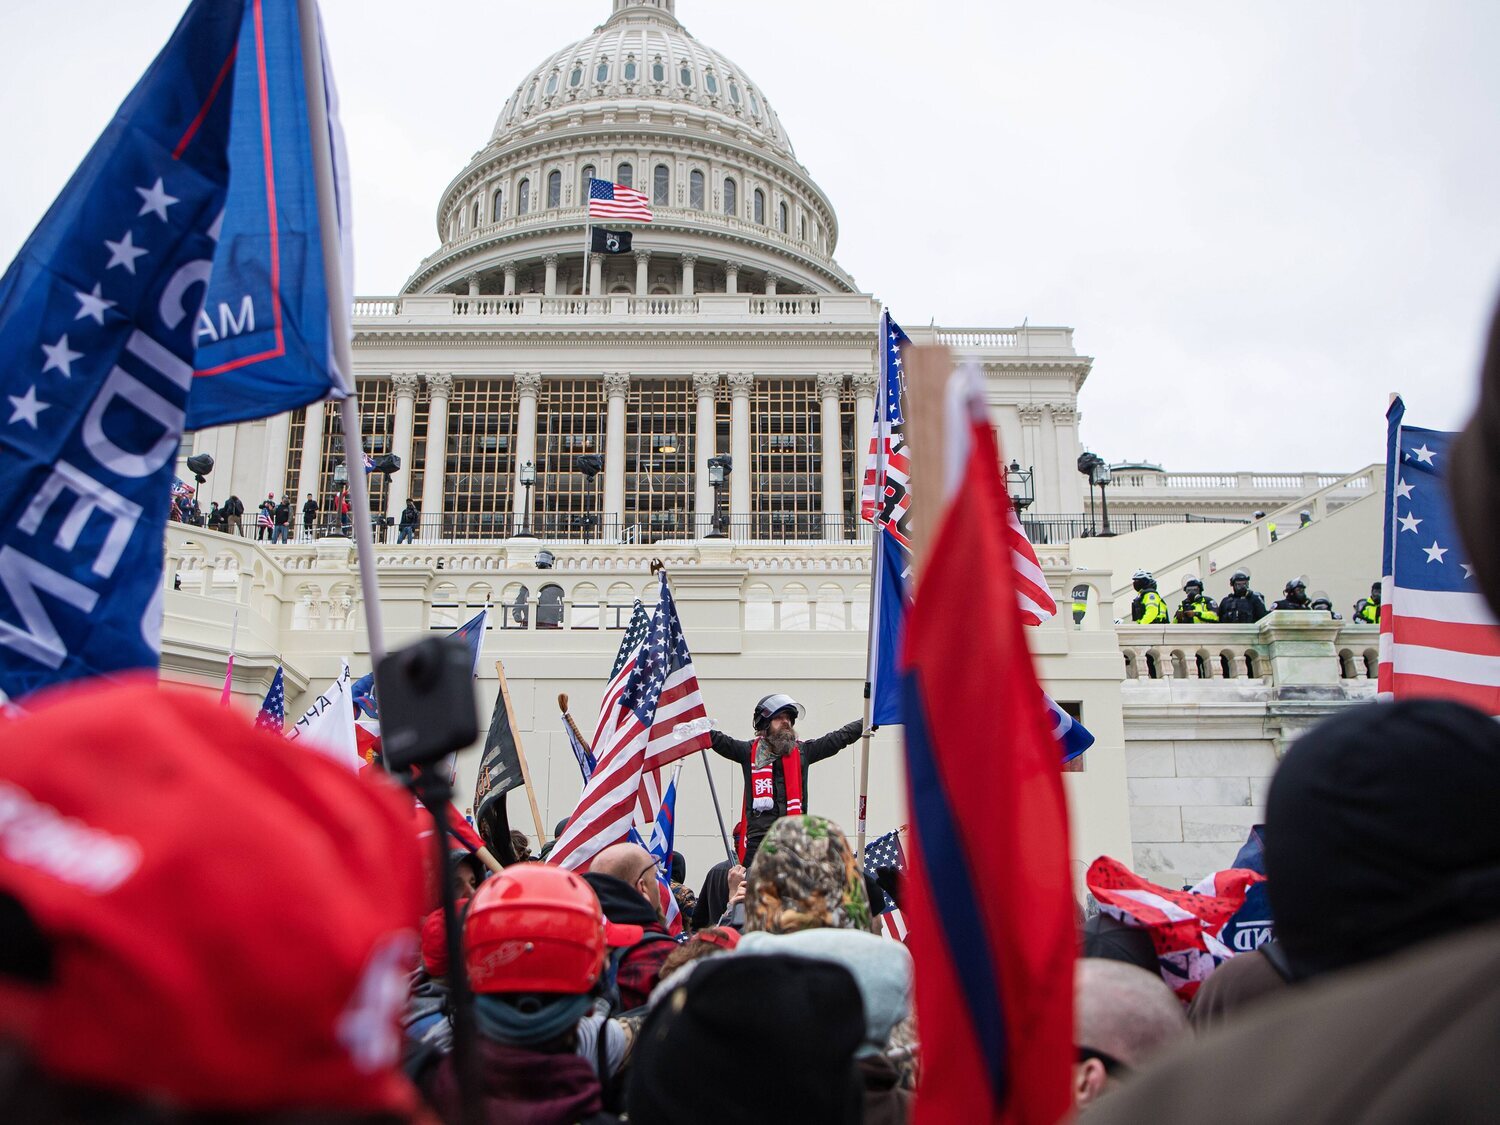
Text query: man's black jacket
709 720 863 834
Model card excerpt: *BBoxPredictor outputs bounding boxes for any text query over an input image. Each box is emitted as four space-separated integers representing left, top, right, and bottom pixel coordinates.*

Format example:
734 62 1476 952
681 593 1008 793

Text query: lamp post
577 453 604 542
515 459 537 539
1076 452 1113 537
705 454 732 538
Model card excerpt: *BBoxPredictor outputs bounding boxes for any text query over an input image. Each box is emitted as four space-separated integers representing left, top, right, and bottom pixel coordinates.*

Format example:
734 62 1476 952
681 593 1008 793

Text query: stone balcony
1118 613 1379 884
351 290 878 328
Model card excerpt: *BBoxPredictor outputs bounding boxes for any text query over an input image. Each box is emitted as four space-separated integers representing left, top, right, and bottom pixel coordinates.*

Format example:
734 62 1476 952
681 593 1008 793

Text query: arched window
749 89 762 116
814 583 845 630
525 80 538 106
705 70 719 94
689 170 705 210
569 63 583 88
606 582 635 628
781 584 811 631
545 71 559 96
745 583 774 631
723 177 737 216
571 582 601 629
653 163 670 206
518 178 530 215
679 62 693 87
502 582 530 629
492 188 504 220
595 58 610 83
753 188 765 224
616 161 633 188
581 164 596 195
651 56 665 83
728 79 741 105
778 200 788 233
623 57 637 82
547 170 562 208
472 200 480 228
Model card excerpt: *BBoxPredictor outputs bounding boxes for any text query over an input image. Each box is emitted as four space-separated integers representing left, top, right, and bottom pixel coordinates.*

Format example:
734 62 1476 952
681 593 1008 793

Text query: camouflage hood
746 815 873 934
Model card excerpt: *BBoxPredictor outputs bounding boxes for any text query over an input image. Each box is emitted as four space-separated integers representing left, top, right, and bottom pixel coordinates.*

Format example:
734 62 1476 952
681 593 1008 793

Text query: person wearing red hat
0 679 427 1120
421 863 637 1124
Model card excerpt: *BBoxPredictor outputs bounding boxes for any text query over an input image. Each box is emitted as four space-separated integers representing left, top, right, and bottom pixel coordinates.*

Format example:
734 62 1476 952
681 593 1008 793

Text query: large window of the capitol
445 379 518 538
535 378 606 535
625 378 694 536
840 384 859 524
751 377 823 538
283 381 398 515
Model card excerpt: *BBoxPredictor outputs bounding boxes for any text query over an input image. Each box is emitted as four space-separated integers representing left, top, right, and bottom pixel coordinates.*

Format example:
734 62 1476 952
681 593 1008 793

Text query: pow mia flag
473 677 525 823
590 227 633 255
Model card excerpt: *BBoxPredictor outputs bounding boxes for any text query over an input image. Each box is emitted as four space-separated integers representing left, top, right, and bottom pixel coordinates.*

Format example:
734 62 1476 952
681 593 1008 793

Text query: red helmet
464 864 609 994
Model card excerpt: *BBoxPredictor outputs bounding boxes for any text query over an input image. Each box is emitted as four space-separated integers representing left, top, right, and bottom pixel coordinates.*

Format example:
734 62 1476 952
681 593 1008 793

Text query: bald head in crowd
591 842 660 909
1074 959 1188 1108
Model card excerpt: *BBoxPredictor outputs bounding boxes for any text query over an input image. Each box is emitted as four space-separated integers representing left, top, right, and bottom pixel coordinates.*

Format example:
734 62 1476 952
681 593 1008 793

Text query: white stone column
590 253 604 296
681 254 696 296
728 372 753 520
466 273 481 297
386 373 420 523
817 372 845 536
603 373 630 536
503 265 517 296
511 372 542 533
634 250 650 295
294 399 325 510
724 261 739 295
693 372 719 531
420 374 453 536
543 255 558 296
1051 404 1082 514
264 411 293 505
764 272 779 296
852 371 877 497
1019 404 1043 495
1039 402 1062 513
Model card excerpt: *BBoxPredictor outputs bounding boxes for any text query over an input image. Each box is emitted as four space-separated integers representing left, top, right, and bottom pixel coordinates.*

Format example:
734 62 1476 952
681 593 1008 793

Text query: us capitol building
170 0 1385 887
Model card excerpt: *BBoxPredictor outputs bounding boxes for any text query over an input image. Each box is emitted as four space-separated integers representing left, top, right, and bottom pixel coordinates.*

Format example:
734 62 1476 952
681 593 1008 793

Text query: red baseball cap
0 678 426 1116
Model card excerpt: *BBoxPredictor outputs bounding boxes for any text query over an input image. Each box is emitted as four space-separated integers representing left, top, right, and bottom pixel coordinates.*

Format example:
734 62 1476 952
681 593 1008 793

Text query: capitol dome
404 0 854 298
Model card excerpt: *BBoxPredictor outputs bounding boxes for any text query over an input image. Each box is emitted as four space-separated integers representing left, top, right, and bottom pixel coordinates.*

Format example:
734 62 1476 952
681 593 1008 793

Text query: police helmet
1371 581 1382 597
753 693 805 732
1254 510 1266 519
1285 576 1307 593
1132 569 1155 591
1183 575 1203 593
1230 569 1251 583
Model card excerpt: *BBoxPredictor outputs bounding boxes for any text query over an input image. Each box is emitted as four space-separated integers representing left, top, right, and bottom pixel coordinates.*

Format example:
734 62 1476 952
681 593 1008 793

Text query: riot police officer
1131 570 1170 624
1354 581 1381 623
1218 569 1269 623
1174 576 1219 624
1273 576 1314 611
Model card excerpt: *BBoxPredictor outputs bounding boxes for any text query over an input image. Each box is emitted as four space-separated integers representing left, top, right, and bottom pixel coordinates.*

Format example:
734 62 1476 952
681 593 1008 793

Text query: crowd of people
1129 569 1379 625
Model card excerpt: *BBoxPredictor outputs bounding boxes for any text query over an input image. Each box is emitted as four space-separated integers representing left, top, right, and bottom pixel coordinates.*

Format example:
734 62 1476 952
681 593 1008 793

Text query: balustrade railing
1020 511 1245 544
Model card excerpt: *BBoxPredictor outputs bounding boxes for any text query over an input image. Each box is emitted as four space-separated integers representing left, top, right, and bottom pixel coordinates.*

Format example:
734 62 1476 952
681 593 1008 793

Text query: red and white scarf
736 739 803 863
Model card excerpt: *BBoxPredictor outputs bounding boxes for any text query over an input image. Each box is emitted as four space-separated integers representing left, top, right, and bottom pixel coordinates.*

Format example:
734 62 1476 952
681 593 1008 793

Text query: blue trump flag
0 0 350 700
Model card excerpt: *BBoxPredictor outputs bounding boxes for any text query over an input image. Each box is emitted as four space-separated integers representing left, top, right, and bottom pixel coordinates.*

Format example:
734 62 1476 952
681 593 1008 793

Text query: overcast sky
3 1 1497 472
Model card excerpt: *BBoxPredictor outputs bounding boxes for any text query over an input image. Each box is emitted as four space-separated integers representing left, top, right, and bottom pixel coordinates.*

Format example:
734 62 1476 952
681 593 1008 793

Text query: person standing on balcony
302 493 318 536
271 494 291 544
334 487 352 536
1130 571 1170 624
399 498 419 544
1174 576 1219 624
1355 582 1382 623
223 493 244 536
1273 577 1314 611
1218 569 1269 623
709 694 863 865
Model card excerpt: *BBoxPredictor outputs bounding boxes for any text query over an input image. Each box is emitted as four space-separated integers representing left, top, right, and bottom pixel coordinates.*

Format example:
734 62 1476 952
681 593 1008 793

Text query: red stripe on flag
1392 614 1500 656
1389 672 1500 714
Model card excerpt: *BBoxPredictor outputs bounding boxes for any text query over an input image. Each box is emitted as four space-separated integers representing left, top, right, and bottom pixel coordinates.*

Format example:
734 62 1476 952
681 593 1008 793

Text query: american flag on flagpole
588 178 653 223
1378 397 1500 712
255 666 285 734
592 602 651 751
549 575 711 871
865 828 909 943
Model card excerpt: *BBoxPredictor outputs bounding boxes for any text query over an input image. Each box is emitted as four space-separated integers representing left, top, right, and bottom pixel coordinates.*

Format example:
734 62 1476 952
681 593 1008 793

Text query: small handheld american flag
864 828 909 942
588 178 653 223
255 666 285 734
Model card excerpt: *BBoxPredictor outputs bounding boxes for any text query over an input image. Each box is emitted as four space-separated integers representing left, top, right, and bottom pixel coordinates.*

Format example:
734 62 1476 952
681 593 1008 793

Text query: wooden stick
904 344 954 585
474 845 505 874
495 659 547 848
558 692 589 754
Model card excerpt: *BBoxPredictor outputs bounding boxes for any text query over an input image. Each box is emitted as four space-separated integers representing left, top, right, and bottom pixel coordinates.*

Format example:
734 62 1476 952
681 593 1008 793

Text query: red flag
899 374 1074 1124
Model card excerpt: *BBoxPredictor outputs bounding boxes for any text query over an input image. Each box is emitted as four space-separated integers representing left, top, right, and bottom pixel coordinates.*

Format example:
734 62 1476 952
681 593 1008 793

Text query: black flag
474 685 524 823
591 227 633 255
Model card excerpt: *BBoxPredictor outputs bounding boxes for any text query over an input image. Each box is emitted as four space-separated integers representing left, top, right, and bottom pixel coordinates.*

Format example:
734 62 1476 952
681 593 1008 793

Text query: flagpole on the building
297 0 386 670
856 311 893 855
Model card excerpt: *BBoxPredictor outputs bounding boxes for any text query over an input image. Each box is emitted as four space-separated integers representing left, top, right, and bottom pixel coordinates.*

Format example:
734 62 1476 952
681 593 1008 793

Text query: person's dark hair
509 829 533 861
670 851 686 884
